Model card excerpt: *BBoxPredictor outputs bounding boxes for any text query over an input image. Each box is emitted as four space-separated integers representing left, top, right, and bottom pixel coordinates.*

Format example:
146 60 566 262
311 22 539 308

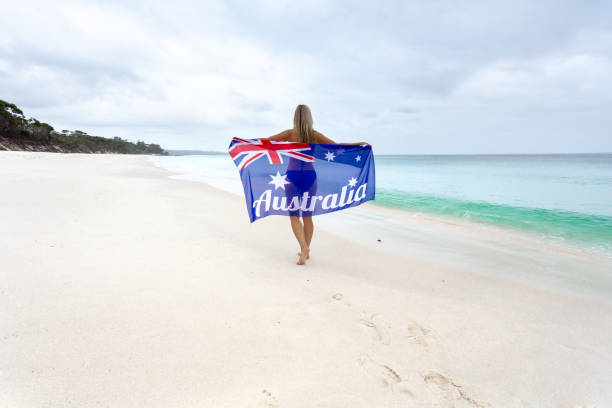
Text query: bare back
267 129 336 144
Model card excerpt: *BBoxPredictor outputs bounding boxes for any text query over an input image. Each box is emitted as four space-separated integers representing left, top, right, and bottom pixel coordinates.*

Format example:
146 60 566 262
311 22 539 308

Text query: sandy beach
1 151 611 407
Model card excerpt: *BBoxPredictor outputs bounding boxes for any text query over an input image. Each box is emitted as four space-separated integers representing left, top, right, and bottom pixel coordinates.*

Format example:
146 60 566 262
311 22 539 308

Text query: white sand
1 151 611 407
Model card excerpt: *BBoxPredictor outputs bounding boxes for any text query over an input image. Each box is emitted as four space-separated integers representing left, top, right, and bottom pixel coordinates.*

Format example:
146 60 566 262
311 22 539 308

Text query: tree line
0 99 167 155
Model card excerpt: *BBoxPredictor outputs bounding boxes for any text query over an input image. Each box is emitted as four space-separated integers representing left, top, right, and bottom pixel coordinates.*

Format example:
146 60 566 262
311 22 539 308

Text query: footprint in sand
256 389 279 408
330 292 353 308
403 321 434 346
332 293 343 301
356 354 414 397
1 331 20 341
423 371 487 408
360 313 435 348
359 313 390 345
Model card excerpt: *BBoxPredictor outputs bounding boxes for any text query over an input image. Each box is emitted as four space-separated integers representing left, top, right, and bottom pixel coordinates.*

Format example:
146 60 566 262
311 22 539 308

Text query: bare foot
297 248 310 265
296 252 310 259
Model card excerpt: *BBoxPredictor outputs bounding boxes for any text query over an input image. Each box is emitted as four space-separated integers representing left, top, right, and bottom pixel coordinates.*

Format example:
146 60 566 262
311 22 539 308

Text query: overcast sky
1 1 611 154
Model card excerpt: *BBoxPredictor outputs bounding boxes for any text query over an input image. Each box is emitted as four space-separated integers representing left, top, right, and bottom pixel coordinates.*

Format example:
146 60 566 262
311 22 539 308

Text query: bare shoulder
314 130 335 144
268 129 294 141
277 129 294 137
283 129 298 141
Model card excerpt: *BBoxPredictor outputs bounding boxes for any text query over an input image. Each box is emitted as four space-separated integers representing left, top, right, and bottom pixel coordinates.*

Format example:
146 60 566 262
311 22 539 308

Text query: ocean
149 152 612 257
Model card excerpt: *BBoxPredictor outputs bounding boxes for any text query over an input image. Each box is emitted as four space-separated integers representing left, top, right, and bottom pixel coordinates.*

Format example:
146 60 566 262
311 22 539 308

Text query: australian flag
228 137 376 222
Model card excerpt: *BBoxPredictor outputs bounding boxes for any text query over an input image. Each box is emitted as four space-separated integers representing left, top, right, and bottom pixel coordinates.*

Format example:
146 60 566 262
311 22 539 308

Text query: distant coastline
0 99 167 155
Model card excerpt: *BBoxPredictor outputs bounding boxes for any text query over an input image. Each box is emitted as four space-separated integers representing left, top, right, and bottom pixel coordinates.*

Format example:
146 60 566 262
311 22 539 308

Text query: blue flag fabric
228 137 376 222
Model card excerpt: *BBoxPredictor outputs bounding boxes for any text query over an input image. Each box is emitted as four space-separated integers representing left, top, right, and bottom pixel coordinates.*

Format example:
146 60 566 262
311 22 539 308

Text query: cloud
1 0 611 153
454 54 612 102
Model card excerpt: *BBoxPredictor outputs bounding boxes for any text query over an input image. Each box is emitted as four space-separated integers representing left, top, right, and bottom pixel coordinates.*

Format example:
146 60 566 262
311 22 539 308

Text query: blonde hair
293 104 314 143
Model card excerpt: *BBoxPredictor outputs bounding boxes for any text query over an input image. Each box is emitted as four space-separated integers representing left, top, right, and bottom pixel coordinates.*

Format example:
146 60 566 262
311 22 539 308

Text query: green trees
0 99 167 155
0 100 27 141
26 117 54 143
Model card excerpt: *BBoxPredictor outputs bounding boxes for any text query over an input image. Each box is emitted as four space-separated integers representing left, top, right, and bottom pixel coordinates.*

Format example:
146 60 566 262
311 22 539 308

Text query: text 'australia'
253 183 368 217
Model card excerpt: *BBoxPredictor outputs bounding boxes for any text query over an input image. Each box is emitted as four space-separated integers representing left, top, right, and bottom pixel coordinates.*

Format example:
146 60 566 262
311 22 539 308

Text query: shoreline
146 154 612 303
2 151 611 407
146 153 612 258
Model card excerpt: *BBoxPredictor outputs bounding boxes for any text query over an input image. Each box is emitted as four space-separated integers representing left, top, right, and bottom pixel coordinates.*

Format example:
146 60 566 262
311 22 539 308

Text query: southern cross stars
347 177 358 187
355 155 361 162
324 151 336 161
268 171 291 190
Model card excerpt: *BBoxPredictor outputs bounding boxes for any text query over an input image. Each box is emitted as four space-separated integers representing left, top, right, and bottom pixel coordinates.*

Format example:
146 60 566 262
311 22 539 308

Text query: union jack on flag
229 137 315 170
228 137 375 222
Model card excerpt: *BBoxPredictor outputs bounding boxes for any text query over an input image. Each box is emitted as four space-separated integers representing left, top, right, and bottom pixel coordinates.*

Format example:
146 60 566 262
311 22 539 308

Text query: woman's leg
303 216 314 251
290 216 309 265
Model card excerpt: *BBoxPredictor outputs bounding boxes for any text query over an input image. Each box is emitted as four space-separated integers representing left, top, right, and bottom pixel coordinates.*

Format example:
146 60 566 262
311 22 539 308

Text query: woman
262 104 368 265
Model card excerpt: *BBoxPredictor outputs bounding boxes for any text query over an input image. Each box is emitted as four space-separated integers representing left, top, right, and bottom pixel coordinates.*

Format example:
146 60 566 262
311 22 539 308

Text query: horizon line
165 149 612 156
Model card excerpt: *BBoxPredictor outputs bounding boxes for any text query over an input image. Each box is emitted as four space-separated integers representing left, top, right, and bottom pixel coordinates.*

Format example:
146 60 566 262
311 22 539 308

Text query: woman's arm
314 131 336 144
259 129 291 142
315 132 369 145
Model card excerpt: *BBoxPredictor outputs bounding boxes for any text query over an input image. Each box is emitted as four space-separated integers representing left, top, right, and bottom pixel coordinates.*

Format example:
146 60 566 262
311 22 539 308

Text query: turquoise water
374 154 612 255
150 153 612 256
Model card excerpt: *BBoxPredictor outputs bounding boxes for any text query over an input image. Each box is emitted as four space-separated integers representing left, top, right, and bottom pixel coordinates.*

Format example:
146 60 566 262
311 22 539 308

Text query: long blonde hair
293 104 314 143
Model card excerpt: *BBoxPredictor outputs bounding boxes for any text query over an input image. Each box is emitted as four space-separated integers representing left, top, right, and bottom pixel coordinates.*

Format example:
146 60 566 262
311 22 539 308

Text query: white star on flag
268 171 291 190
355 155 361 162
347 177 358 187
324 151 336 161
